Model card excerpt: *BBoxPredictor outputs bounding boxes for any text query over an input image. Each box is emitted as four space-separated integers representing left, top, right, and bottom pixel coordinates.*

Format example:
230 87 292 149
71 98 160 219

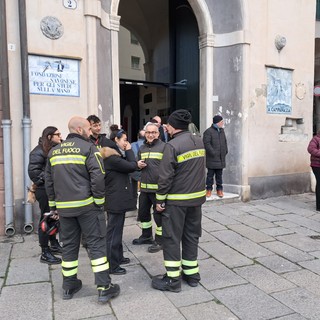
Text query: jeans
206 168 223 191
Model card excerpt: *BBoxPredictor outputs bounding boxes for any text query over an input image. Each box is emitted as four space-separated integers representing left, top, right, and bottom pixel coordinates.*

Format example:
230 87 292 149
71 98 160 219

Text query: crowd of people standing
28 109 228 303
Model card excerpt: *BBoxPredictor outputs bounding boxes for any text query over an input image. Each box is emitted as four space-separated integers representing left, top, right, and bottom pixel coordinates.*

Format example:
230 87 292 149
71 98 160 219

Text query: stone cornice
199 30 251 49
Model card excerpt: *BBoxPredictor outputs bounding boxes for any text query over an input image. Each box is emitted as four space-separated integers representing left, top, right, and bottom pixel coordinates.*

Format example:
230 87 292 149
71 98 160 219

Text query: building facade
0 0 317 235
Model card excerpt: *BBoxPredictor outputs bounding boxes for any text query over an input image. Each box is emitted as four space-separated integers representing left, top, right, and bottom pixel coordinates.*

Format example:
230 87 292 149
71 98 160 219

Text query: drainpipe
19 0 33 233
0 0 15 236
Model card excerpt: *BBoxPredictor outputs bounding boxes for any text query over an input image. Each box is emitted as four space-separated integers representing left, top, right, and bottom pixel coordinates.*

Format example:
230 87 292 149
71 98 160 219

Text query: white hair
143 122 159 131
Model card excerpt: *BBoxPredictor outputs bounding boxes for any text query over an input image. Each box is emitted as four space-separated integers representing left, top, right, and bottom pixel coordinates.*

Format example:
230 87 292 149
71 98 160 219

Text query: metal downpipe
22 118 33 233
2 121 15 236
1 0 15 236
19 0 33 233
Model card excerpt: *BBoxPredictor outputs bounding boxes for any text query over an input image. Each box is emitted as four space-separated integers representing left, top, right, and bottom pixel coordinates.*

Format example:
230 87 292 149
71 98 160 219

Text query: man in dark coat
203 115 228 198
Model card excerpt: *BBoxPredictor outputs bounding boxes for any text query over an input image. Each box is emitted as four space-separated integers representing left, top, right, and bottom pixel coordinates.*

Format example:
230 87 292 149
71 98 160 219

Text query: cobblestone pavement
2 193 320 319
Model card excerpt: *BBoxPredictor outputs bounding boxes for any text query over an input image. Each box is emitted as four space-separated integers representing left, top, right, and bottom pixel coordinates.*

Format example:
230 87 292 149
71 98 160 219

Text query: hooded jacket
308 134 320 167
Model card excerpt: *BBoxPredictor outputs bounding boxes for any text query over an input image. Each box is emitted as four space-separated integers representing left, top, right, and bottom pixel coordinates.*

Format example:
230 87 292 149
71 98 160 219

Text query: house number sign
63 0 77 9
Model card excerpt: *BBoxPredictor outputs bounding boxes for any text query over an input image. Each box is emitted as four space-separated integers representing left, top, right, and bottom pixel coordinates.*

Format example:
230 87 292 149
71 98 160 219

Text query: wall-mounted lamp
275 35 286 51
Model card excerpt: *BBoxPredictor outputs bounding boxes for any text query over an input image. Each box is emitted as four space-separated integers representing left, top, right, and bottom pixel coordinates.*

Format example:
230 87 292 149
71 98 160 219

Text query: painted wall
245 0 315 198
1 0 317 235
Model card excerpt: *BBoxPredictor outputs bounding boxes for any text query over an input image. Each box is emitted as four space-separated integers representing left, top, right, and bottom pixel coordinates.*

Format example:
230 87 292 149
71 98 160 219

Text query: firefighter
45 116 120 304
151 109 206 292
132 122 166 253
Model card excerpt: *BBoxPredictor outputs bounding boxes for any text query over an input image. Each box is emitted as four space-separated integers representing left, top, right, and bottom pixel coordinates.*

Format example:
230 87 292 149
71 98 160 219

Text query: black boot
151 274 181 292
63 279 82 300
97 283 120 304
148 241 162 253
50 239 63 255
40 247 62 265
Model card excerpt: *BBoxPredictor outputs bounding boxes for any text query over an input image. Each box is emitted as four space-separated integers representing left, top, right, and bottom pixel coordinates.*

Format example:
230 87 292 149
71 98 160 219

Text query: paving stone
256 255 301 273
283 269 320 297
199 258 247 291
198 246 210 260
280 214 320 232
309 213 320 222
261 241 314 263
212 284 292 320
276 234 320 252
180 301 239 320
165 282 214 308
199 229 218 243
54 295 114 320
272 314 308 320
0 235 24 244
216 206 247 217
234 264 296 293
251 204 288 215
276 220 299 228
272 288 320 319
260 227 294 237
0 243 11 277
212 230 272 258
298 259 320 276
200 240 253 268
6 256 50 285
228 203 258 213
290 226 320 237
270 199 315 217
11 236 40 259
202 216 228 232
0 283 52 320
309 250 320 259
233 214 275 229
248 210 285 222
110 267 186 320
228 224 274 243
203 211 239 225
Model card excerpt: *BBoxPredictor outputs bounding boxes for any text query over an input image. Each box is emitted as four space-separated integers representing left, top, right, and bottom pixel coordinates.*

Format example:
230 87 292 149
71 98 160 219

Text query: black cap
213 115 223 124
167 109 192 130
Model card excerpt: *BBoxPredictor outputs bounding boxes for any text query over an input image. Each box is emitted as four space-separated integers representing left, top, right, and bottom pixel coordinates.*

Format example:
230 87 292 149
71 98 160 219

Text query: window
130 32 139 45
131 56 140 70
317 0 320 21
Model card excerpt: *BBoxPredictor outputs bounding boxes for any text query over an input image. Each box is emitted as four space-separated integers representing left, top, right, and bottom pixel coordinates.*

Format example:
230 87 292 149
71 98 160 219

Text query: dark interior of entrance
119 0 199 141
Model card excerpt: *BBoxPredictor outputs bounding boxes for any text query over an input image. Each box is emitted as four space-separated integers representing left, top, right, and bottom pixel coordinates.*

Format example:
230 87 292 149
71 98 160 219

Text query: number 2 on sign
63 0 77 9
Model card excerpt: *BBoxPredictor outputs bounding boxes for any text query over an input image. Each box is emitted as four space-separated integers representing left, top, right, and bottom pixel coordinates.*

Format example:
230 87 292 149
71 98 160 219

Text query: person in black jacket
104 128 146 275
28 126 63 265
203 115 228 198
132 122 165 253
87 115 115 148
152 109 206 292
45 116 120 303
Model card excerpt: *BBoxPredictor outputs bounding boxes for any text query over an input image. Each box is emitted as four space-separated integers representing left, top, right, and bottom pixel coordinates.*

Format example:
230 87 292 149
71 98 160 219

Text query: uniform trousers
59 208 110 290
138 192 162 242
161 205 202 280
106 211 126 271
35 187 58 247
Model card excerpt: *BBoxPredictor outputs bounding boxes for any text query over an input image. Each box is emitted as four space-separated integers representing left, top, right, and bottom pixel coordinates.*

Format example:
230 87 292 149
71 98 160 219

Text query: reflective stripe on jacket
139 139 166 193
45 133 105 216
156 131 206 207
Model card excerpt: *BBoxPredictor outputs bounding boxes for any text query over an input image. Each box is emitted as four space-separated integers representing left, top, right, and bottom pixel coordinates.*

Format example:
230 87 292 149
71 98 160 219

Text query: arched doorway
116 0 204 140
